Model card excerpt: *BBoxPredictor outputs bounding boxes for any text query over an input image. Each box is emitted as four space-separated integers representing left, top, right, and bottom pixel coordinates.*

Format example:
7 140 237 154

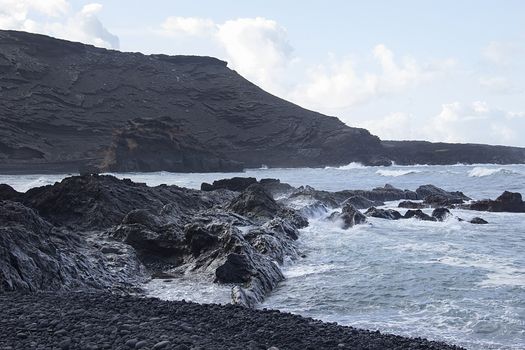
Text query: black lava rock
404 209 437 221
365 207 403 220
432 208 452 221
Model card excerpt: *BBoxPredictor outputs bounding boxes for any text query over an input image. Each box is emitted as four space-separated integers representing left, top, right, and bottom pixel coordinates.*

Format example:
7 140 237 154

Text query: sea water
2 163 524 349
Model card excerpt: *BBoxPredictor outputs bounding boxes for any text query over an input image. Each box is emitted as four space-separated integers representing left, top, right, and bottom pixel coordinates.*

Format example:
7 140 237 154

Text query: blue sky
1 0 524 146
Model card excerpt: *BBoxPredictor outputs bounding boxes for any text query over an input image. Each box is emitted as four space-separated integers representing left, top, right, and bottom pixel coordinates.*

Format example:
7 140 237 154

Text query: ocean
2 163 524 350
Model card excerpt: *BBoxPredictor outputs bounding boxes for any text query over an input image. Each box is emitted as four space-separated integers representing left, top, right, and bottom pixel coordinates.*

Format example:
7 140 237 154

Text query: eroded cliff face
1 29 524 173
0 30 384 173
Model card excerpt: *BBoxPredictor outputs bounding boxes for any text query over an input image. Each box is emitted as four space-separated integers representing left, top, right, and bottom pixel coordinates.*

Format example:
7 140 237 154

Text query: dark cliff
1 29 524 173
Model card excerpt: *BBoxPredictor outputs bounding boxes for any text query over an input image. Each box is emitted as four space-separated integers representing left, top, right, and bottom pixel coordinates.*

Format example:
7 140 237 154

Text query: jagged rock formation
0 175 308 307
365 207 403 220
1 30 525 173
0 200 146 291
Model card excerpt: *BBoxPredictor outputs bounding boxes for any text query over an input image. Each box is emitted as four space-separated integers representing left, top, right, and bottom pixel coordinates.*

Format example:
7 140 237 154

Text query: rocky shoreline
1 174 523 349
0 292 464 350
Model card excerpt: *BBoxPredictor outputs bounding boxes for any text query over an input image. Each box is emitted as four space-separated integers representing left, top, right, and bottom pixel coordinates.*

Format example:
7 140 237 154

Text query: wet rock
0 184 20 201
215 253 253 283
285 184 417 212
398 201 427 209
342 196 384 209
184 223 219 257
19 175 212 230
416 185 470 207
470 217 488 224
431 208 452 221
466 191 525 212
404 209 437 221
297 202 329 218
364 207 403 220
0 200 145 292
228 184 306 228
122 209 163 230
287 186 340 208
330 203 367 229
228 184 282 221
201 177 257 192
259 179 295 197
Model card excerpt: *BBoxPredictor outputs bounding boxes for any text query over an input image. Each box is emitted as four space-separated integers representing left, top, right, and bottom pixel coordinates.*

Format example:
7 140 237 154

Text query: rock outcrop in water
416 185 471 208
464 191 525 212
1 30 525 174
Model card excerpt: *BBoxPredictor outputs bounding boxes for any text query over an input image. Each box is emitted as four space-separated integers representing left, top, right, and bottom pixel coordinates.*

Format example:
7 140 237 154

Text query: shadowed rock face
1 29 524 173
0 200 146 291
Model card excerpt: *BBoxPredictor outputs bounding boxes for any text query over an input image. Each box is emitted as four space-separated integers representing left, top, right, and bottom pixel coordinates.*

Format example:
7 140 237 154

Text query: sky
1 0 525 146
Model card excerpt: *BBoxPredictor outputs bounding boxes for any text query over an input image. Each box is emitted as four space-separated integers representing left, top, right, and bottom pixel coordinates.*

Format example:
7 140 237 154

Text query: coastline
1 172 523 349
0 291 464 350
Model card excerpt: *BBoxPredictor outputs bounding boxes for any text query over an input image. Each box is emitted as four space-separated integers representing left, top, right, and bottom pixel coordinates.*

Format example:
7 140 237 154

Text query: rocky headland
1 29 525 174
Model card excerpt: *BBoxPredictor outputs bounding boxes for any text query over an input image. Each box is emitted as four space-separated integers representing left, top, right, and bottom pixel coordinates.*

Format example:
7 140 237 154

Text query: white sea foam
468 167 517 177
376 169 422 177
325 162 366 170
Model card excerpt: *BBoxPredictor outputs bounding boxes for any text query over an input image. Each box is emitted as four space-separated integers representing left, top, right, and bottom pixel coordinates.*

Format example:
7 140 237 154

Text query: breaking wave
325 162 366 170
468 167 519 178
376 169 422 177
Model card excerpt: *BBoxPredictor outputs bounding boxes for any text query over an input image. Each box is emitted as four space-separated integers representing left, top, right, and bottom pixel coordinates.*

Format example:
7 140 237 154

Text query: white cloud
216 17 293 93
478 76 517 94
157 16 293 94
366 102 525 146
0 0 119 49
482 41 522 65
157 16 455 109
160 17 216 37
81 3 102 16
288 45 454 110
428 101 525 145
357 112 416 141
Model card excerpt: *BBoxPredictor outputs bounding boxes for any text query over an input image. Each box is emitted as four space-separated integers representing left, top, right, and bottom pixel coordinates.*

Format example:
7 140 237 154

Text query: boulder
201 177 257 192
0 184 20 201
416 185 470 207
424 195 464 208
342 195 384 209
431 208 452 221
466 191 525 212
259 179 296 197
228 184 302 224
404 209 437 221
398 201 427 209
344 184 419 202
330 203 367 229
364 207 403 220
470 217 488 224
